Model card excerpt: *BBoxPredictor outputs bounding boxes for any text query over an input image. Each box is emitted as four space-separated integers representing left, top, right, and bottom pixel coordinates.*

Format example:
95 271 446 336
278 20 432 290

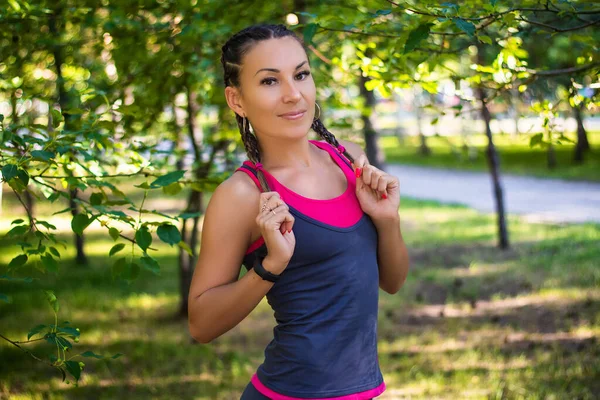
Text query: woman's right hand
256 192 296 274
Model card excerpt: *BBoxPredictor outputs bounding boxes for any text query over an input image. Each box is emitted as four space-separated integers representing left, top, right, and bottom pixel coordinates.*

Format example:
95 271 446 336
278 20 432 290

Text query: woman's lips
279 111 306 120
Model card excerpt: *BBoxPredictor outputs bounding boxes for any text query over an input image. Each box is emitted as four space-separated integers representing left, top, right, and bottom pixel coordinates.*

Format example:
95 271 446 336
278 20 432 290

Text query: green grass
1 198 599 399
381 131 600 182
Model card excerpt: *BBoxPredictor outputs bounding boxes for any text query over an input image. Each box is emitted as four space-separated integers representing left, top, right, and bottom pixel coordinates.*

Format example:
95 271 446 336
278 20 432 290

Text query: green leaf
149 170 186 188
112 257 128 279
157 224 181 246
364 79 380 91
16 169 29 186
7 0 21 11
491 0 498 6
8 254 28 268
0 274 33 283
28 324 48 340
478 35 492 45
297 11 317 19
11 219 25 225
44 290 59 313
65 360 81 381
529 133 544 148
49 247 61 258
503 12 516 25
51 109 64 129
41 254 59 272
37 220 57 230
56 335 72 350
109 227 120 241
125 262 140 281
7 225 28 237
31 150 55 161
162 182 182 196
81 351 104 359
140 255 160 275
56 325 80 338
404 23 433 53
453 18 476 37
178 211 202 220
2 164 18 181
109 243 126 257
71 214 91 236
373 9 392 17
90 192 105 206
303 23 318 45
1 293 12 303
135 226 152 252
134 182 151 189
178 240 194 257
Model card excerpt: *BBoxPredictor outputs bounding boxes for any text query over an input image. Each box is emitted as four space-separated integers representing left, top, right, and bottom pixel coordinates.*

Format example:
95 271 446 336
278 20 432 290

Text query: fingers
259 191 282 213
256 192 295 234
356 164 391 199
353 154 368 178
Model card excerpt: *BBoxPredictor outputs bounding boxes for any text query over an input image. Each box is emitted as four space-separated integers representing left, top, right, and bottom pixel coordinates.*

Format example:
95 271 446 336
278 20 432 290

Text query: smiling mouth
279 111 306 119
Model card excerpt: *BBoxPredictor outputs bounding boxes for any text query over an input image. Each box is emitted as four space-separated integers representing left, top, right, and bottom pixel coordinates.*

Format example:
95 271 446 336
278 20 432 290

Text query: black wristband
253 258 281 283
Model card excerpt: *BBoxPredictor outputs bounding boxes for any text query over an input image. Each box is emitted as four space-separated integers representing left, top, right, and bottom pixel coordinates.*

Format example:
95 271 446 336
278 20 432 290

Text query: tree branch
528 61 600 77
0 333 52 365
516 17 600 32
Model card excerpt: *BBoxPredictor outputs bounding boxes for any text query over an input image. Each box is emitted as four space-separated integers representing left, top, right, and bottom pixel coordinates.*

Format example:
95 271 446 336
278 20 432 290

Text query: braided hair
220 24 355 191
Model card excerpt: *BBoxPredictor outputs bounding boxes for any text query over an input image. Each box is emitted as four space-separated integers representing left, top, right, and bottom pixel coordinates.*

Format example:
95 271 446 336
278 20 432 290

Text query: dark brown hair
220 23 355 191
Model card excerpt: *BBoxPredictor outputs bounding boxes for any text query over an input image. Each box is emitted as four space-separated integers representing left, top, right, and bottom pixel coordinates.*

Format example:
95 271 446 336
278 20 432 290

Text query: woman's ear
225 86 245 117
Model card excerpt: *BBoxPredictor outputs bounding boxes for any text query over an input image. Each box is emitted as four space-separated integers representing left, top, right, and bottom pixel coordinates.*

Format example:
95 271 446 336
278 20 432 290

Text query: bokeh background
1 1 599 399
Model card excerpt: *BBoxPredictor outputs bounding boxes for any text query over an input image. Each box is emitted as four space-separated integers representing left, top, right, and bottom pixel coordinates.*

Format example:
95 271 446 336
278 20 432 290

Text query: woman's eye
261 71 310 86
261 78 277 85
296 71 311 80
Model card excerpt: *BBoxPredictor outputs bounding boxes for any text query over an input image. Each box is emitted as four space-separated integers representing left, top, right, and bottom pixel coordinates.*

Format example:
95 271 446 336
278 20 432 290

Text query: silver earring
242 116 248 133
314 103 321 120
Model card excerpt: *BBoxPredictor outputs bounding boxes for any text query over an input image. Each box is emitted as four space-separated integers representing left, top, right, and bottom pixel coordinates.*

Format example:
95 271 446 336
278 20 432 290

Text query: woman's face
226 36 316 141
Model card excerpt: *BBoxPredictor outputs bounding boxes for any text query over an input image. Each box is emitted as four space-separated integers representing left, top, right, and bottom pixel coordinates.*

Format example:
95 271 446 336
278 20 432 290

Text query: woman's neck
258 136 319 171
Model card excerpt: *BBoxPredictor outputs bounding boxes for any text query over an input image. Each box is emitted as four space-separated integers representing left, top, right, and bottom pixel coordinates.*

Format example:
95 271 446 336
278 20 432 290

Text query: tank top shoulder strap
309 140 354 173
235 162 265 191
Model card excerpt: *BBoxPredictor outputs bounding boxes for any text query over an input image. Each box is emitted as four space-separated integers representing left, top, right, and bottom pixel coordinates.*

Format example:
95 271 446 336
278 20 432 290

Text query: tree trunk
179 190 203 318
10 83 37 229
509 86 520 136
49 7 88 264
414 88 431 156
70 188 88 265
573 104 590 164
547 142 557 169
178 86 203 318
476 86 509 250
359 75 386 170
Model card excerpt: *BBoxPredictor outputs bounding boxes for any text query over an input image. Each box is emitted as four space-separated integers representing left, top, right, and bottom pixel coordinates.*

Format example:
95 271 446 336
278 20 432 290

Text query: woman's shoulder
206 169 260 216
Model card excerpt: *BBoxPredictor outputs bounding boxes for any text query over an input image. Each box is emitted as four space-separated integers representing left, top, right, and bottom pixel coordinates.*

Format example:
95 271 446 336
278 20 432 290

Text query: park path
386 164 600 224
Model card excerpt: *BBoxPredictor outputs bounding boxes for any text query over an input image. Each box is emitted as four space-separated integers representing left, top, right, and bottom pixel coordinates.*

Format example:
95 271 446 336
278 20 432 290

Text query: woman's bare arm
187 173 283 343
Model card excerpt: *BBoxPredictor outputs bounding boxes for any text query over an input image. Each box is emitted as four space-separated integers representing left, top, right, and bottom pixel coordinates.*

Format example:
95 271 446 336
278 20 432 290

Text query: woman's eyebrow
254 61 308 76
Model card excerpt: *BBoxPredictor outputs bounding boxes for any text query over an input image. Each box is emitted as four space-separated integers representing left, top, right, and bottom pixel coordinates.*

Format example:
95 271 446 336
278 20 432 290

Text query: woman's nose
282 80 302 103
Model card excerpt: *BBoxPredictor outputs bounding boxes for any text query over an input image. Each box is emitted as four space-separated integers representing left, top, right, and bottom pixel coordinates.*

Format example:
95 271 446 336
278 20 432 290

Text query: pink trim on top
236 141 363 255
251 374 386 400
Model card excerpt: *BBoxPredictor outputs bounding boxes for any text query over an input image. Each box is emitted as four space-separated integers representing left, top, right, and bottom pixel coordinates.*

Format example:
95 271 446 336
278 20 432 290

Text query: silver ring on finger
271 209 277 215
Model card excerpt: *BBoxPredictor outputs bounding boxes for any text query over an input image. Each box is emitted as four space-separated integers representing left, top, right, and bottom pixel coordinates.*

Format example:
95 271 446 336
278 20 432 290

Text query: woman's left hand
353 154 401 222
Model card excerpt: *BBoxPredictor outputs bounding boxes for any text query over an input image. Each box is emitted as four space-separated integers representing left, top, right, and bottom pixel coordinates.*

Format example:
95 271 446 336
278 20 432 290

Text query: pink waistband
251 374 386 400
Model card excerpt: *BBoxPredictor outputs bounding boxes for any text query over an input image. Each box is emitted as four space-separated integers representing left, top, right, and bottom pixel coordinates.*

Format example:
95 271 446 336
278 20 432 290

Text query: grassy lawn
1 196 599 399
380 131 600 182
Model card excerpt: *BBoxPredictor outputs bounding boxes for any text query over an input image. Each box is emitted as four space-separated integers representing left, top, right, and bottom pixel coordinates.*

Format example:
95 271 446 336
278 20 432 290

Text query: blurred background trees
1 0 598 389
